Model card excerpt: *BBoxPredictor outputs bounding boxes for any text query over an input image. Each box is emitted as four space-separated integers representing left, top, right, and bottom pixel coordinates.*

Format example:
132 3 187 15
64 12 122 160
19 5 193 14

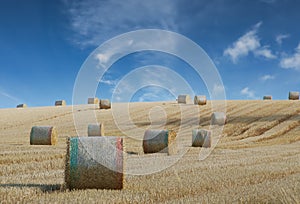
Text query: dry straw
177 95 190 104
88 123 105 136
211 112 226 126
65 136 124 190
88 97 99 104
289 91 299 100
194 95 207 105
143 129 177 155
30 126 57 145
263 96 272 100
55 100 66 106
16 104 27 108
192 129 211 147
99 99 111 109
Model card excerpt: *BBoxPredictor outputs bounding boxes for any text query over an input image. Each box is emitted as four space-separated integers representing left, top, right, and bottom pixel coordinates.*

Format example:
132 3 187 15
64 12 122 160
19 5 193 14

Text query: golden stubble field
0 100 300 203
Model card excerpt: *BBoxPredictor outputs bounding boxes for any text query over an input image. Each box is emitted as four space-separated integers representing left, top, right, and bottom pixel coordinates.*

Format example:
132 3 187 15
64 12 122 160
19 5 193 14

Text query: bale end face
211 112 226 126
194 95 207 105
99 99 111 109
88 123 105 136
192 129 211 148
289 92 299 100
65 136 124 190
30 126 57 145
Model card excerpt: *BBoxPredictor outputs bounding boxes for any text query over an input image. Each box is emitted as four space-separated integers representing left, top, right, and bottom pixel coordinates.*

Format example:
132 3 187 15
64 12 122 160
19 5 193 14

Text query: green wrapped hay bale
263 95 272 100
211 112 226 126
16 104 27 108
65 136 124 190
99 99 111 109
192 129 211 148
88 123 105 136
55 100 66 106
88 97 99 104
194 95 207 105
30 126 57 145
177 95 190 104
143 129 177 155
289 91 299 100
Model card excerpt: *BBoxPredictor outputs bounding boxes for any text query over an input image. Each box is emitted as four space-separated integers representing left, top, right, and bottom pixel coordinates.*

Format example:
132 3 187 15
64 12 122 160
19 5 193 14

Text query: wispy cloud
240 87 256 99
64 0 178 47
260 74 275 81
276 34 290 45
280 43 300 71
0 90 20 102
224 22 276 63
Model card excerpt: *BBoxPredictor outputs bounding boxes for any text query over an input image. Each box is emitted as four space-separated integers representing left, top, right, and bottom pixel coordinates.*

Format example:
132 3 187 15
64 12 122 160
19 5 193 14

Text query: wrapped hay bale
65 136 124 190
211 112 226 126
194 95 207 105
88 97 99 104
143 129 177 155
289 91 299 100
192 129 211 147
263 95 272 100
178 95 190 104
55 100 66 106
16 104 27 108
30 126 57 145
99 99 111 109
88 123 105 136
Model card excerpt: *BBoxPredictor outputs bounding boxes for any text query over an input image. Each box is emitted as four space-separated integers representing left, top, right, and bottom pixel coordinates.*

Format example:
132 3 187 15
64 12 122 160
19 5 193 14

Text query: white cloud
224 22 276 63
240 87 256 99
276 34 290 45
260 74 275 81
280 43 300 70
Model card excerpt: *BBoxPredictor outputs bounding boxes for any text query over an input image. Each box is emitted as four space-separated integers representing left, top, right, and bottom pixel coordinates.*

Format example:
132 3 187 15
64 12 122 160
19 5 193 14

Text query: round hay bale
289 91 299 100
211 112 226 126
99 99 111 109
55 100 66 106
192 129 211 147
16 104 27 108
30 126 57 145
178 95 190 104
88 97 99 104
263 95 272 100
88 123 105 136
194 95 207 105
65 136 123 190
143 129 177 155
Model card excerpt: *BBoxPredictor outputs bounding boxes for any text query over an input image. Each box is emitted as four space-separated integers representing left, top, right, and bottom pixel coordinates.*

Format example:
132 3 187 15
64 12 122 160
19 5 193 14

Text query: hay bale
194 95 207 105
30 126 57 145
88 97 99 104
16 104 27 108
289 91 299 100
65 136 123 190
263 95 272 100
88 123 105 136
55 100 66 106
178 95 190 104
211 112 226 126
192 129 211 147
99 99 111 109
143 129 177 155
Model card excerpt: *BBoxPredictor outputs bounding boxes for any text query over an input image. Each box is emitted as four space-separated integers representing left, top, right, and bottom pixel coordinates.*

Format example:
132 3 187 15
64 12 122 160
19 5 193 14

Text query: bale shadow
0 183 63 193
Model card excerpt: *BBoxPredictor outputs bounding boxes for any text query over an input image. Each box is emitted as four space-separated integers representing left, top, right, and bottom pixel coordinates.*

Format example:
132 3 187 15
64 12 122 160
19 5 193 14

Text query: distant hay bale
88 97 99 104
30 126 57 145
211 112 226 126
263 95 272 100
88 124 105 136
16 104 27 108
289 91 299 100
178 95 190 104
65 136 124 190
194 95 207 105
192 129 211 147
99 99 111 109
143 129 177 155
55 100 66 106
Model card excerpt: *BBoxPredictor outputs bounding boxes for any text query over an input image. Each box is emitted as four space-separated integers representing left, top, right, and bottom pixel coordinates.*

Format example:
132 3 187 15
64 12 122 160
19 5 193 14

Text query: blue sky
1 0 300 108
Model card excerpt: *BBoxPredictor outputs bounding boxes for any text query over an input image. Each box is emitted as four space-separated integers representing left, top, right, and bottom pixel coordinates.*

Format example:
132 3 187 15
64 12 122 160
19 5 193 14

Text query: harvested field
0 101 300 203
